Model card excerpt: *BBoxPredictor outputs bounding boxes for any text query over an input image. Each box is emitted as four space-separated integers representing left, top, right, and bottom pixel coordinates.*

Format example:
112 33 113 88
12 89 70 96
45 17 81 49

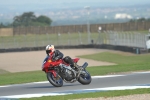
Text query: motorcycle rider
45 44 75 68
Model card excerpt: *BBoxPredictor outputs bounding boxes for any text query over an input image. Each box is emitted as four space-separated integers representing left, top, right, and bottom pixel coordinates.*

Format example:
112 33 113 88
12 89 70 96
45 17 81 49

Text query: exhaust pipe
82 62 88 69
76 62 88 79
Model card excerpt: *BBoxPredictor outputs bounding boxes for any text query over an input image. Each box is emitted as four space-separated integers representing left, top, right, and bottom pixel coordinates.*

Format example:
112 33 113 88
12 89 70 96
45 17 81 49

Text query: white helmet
46 45 55 55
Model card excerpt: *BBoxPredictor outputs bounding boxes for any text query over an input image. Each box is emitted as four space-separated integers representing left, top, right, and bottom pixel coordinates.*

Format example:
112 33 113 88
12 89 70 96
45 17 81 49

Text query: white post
58 33 61 46
98 26 102 44
78 31 82 44
68 32 71 45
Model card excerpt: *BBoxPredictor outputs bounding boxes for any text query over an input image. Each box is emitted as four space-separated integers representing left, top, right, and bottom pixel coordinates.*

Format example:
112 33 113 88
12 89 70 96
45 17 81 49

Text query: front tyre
47 72 63 87
78 70 92 85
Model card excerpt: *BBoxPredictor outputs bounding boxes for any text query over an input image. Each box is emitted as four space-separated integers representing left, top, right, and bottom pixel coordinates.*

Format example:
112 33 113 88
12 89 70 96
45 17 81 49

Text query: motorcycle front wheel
78 70 92 85
47 72 63 87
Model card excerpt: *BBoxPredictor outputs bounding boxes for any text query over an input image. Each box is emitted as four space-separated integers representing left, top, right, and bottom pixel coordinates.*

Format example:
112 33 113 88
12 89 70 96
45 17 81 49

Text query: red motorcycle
42 56 92 87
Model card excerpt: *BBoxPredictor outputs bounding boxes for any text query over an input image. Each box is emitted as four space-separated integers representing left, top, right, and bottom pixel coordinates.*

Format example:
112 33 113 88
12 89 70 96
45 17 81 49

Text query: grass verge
20 88 150 100
0 71 46 85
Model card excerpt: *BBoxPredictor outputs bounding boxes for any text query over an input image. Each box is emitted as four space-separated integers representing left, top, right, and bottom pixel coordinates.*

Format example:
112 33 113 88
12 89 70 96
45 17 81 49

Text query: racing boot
70 62 78 70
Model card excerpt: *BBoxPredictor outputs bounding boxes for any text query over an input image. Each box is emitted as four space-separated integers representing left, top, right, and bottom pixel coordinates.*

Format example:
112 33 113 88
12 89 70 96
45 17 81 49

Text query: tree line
1 11 150 28
0 12 52 28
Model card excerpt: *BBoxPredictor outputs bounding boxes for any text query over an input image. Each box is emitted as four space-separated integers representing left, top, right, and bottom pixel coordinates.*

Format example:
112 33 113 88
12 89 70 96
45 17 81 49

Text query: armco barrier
0 44 147 54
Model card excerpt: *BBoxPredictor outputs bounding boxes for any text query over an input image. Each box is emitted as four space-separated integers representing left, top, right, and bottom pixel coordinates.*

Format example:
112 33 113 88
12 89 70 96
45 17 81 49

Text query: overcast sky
1 0 150 5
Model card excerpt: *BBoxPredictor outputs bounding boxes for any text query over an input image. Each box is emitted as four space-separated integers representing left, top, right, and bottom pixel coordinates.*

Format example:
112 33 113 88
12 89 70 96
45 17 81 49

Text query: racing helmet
46 45 55 55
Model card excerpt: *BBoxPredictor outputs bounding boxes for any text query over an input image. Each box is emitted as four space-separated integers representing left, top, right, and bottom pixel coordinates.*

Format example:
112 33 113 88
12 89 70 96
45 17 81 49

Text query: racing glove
52 57 59 61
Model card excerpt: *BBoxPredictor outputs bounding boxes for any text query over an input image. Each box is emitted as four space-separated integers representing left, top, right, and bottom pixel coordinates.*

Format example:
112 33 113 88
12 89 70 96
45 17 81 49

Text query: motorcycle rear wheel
47 72 63 87
78 70 92 85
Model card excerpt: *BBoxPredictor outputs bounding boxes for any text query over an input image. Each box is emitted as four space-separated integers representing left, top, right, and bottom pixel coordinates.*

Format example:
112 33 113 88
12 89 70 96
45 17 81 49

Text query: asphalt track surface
0 71 150 98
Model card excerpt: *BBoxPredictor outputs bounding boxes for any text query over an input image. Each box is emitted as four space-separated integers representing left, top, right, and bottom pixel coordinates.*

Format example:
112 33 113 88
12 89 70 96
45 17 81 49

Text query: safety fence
12 22 150 35
0 31 149 51
0 21 150 36
97 31 148 49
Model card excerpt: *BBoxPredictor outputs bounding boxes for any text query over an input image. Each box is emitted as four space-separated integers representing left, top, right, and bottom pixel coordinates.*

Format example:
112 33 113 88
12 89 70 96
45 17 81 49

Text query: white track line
92 75 125 78
0 81 49 88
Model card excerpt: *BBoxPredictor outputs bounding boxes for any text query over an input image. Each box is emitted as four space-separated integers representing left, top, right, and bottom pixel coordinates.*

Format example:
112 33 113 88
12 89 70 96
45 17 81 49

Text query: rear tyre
78 70 92 85
47 72 63 87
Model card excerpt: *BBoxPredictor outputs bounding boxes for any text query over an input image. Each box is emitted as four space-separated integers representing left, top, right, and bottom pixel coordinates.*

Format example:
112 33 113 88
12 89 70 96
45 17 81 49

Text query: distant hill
0 0 150 26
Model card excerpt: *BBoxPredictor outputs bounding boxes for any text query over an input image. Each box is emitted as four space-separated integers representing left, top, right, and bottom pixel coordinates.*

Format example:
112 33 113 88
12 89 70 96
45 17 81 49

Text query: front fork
45 70 57 78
